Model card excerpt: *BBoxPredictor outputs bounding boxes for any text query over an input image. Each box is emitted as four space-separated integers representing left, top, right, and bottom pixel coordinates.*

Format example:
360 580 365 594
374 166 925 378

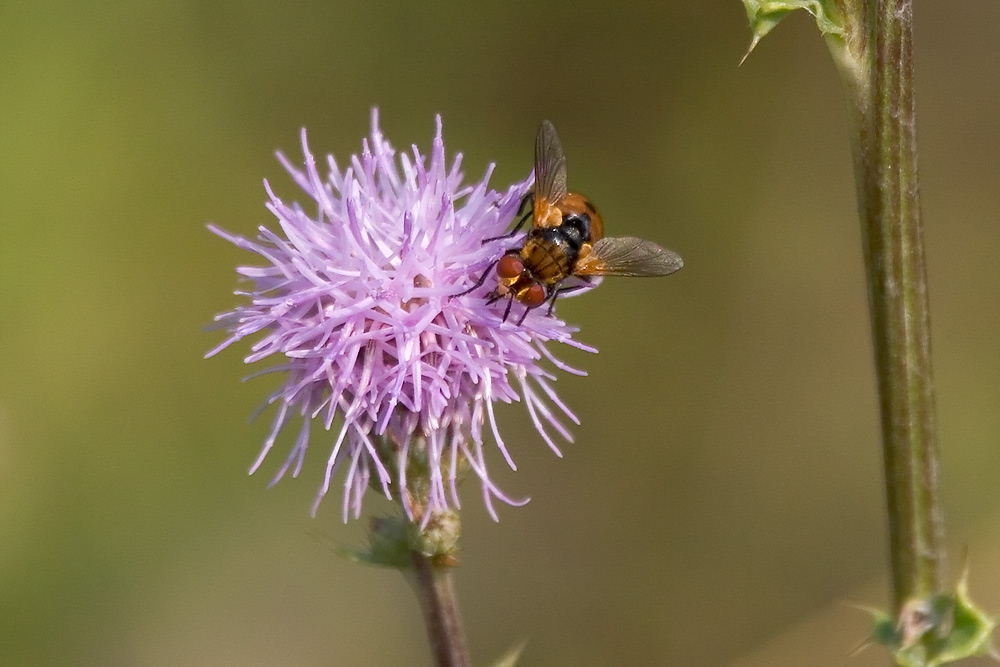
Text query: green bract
861 568 997 667
740 0 845 63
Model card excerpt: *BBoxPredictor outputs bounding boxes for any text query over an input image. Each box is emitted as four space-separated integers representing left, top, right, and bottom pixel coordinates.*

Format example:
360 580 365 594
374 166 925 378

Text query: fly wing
576 236 684 277
533 120 568 213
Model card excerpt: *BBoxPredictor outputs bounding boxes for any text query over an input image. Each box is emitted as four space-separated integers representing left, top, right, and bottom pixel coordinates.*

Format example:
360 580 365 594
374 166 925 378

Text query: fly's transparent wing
533 120 568 206
578 236 684 277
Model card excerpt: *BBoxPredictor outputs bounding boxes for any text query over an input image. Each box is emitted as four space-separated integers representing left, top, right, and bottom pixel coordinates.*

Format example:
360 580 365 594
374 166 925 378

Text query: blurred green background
2 2 999 666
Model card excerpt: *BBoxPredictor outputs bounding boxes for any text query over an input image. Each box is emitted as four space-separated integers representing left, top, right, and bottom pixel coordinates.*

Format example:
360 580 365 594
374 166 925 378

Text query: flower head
208 110 595 521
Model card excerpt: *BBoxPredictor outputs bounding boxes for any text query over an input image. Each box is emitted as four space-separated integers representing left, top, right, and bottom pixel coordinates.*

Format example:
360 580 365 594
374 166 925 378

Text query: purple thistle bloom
208 110 596 522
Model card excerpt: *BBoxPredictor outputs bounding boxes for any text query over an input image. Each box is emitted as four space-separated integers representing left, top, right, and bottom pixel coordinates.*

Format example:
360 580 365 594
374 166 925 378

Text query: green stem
383 433 468 667
409 552 470 667
838 0 945 611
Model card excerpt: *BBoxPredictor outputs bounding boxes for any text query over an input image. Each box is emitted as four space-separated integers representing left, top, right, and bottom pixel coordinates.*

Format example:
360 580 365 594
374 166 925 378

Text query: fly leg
483 283 513 323
517 302 538 326
452 259 498 299
545 279 593 316
503 297 515 323
483 192 534 243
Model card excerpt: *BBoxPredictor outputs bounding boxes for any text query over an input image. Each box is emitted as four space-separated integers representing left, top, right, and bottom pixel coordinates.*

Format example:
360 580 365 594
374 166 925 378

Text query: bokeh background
2 2 999 666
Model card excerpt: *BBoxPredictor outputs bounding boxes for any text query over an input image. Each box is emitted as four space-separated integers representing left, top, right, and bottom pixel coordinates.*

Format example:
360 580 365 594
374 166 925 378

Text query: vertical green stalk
359 508 469 667
742 0 946 612
376 433 469 667
742 3 1000 662
409 553 470 667
846 0 945 610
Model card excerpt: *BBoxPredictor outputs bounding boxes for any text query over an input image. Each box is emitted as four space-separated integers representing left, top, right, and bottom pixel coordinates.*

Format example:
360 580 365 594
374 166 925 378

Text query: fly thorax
559 213 591 247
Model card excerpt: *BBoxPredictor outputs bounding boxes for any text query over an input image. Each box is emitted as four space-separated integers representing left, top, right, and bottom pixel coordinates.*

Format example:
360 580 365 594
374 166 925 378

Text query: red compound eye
497 254 524 279
521 283 547 308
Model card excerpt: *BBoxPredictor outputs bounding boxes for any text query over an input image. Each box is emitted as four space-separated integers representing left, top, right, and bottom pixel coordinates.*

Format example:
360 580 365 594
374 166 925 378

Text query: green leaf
488 640 528 667
308 517 414 569
928 566 998 665
739 0 845 64
853 563 998 667
365 516 415 568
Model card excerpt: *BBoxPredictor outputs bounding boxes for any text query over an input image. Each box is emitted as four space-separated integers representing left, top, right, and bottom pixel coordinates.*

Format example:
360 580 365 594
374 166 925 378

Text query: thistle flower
208 111 596 522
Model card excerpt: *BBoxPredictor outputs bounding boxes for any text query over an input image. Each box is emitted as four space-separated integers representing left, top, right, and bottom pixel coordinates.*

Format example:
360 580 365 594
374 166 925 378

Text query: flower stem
838 0 945 610
409 552 470 667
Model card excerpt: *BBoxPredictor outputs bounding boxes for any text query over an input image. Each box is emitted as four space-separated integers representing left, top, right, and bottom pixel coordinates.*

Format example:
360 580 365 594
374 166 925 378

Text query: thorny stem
409 552 470 667
835 0 945 611
391 435 468 667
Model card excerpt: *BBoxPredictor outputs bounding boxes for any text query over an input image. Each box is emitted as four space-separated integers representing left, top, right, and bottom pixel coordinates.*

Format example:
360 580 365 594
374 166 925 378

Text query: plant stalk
838 0 945 611
409 552 470 667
